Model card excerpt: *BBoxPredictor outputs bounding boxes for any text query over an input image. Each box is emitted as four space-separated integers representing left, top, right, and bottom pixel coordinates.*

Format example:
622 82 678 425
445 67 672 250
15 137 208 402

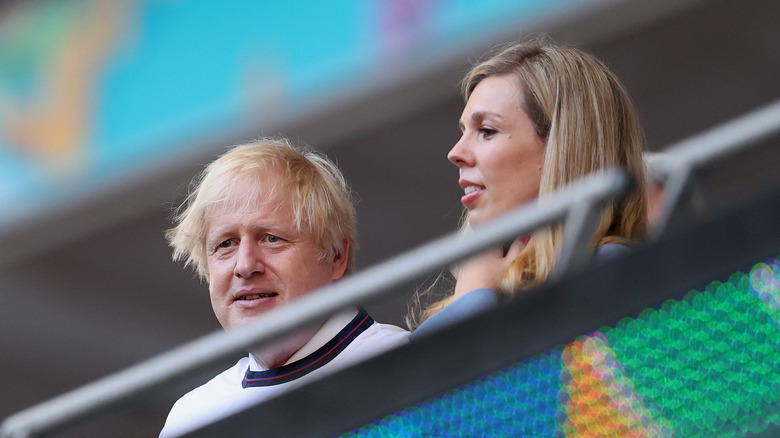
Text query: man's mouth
237 292 277 301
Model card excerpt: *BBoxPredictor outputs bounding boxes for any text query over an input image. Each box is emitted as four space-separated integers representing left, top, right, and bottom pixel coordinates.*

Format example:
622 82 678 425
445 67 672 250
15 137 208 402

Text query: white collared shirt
159 309 408 437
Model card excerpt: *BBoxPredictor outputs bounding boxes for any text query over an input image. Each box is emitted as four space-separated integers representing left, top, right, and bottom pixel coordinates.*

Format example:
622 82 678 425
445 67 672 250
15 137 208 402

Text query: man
160 138 409 437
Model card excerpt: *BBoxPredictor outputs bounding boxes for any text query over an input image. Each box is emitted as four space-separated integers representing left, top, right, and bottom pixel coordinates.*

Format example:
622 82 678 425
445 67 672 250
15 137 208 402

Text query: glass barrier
345 257 780 437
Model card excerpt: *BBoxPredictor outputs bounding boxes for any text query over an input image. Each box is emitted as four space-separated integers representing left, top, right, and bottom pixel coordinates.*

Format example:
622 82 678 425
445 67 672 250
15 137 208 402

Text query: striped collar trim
242 308 373 388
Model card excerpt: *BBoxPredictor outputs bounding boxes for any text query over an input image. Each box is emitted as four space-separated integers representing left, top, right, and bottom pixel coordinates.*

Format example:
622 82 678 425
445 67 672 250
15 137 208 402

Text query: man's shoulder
345 319 409 356
365 320 410 341
170 357 248 406
159 357 249 437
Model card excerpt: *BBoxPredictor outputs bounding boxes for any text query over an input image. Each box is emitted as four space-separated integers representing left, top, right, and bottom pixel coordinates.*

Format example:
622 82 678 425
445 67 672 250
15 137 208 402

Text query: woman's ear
330 238 350 280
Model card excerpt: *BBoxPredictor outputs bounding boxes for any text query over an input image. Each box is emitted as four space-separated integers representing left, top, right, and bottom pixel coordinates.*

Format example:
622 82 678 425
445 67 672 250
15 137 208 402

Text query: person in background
410 37 648 339
644 151 673 231
161 138 409 437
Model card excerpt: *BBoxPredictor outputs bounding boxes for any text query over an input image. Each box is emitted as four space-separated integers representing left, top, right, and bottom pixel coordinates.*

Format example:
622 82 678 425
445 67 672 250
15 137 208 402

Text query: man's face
204 172 348 330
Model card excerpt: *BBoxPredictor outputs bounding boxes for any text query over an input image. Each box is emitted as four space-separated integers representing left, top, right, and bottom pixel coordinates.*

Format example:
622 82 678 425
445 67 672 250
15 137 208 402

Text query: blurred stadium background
0 0 778 436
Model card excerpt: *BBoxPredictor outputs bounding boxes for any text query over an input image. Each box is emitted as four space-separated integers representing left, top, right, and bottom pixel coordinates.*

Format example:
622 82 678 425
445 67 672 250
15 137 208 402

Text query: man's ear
330 238 350 280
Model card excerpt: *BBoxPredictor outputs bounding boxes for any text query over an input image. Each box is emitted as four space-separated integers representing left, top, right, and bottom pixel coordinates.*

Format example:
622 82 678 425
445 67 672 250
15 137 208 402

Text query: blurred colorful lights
345 257 780 437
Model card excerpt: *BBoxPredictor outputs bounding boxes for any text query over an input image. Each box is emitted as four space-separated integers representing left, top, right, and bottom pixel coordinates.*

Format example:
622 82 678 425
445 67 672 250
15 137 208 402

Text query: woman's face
448 74 546 226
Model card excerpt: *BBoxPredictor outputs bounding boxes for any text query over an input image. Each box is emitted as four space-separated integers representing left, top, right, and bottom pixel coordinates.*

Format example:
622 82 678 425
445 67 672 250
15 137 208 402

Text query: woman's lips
460 187 482 207
459 180 484 207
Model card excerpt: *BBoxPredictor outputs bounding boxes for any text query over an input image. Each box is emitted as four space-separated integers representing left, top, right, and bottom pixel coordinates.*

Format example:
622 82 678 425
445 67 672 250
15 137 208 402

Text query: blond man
160 138 408 437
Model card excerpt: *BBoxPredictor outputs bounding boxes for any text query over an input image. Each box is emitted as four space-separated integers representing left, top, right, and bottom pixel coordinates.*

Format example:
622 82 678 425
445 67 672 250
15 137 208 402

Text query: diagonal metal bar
0 169 630 438
652 98 780 238
551 195 608 281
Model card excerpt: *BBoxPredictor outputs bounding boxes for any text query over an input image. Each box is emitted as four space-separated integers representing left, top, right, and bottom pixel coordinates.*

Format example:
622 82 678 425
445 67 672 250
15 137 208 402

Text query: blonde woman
411 37 648 338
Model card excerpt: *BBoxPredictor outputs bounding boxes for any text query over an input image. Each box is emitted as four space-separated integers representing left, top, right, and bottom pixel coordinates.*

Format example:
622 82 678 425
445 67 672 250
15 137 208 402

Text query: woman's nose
447 135 473 167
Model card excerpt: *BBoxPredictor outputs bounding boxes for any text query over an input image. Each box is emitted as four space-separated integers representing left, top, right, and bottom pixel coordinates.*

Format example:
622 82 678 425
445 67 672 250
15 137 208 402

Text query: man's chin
221 311 271 332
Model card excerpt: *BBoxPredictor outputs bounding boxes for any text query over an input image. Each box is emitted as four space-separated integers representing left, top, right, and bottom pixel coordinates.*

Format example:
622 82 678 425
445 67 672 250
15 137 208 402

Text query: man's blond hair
166 137 357 279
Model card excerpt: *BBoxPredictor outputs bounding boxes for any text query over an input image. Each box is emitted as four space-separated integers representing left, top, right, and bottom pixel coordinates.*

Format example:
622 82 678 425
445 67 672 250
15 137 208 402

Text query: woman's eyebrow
460 110 503 130
472 110 503 123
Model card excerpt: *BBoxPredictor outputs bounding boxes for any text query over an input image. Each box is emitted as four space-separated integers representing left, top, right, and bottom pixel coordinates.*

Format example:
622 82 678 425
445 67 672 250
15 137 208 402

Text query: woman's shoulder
410 288 498 341
410 241 634 341
594 242 631 263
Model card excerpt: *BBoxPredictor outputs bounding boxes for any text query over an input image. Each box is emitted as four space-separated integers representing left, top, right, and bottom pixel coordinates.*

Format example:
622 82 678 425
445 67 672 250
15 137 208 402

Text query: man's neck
248 309 359 369
250 323 322 370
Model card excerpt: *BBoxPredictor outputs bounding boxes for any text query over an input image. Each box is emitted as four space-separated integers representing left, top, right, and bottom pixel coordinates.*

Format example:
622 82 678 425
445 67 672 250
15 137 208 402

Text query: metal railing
182 100 780 437
652 99 780 237
2 98 780 438
0 170 631 438
190 169 780 438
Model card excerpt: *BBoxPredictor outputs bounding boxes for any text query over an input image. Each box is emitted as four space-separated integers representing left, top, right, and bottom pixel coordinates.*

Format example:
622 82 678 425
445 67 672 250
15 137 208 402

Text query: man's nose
234 240 265 278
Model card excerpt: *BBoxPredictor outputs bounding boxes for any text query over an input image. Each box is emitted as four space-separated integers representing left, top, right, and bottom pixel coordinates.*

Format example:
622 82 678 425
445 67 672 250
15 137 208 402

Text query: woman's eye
479 127 497 138
217 240 233 249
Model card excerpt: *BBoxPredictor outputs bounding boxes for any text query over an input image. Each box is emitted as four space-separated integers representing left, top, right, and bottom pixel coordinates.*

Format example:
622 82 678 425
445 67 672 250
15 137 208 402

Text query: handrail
181 100 780 436
3 98 779 438
198 176 780 438
652 98 780 237
0 169 631 438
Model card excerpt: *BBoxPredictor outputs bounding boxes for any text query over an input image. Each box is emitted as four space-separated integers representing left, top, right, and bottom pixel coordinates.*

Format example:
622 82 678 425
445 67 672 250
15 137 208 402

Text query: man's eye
265 235 280 243
217 240 233 249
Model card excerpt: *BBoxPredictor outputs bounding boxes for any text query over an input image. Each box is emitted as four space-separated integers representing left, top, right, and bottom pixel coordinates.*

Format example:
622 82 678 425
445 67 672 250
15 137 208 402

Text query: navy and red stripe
242 308 373 388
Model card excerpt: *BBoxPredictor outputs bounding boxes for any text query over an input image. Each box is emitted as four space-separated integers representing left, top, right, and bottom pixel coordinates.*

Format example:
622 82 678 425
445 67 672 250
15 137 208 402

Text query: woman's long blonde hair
419 37 648 321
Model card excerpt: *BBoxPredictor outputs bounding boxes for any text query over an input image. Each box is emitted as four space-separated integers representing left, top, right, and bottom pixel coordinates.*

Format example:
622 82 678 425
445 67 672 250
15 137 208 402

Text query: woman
410 37 648 338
